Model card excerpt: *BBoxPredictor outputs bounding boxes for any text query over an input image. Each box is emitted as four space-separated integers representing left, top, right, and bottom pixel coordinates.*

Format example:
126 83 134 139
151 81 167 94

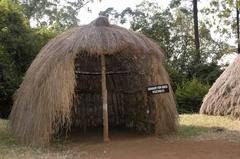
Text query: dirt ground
64 129 240 159
2 115 240 159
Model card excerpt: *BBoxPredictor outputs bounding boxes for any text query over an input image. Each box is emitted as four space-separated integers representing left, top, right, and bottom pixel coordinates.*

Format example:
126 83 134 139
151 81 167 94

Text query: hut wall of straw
10 17 178 146
200 55 240 118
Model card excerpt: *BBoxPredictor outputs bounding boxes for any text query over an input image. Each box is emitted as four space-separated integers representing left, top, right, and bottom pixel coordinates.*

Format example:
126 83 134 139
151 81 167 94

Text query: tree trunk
101 55 110 142
193 0 201 63
237 4 240 54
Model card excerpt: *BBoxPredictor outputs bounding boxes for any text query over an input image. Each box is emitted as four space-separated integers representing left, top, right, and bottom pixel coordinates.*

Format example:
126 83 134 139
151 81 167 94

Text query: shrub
176 78 210 114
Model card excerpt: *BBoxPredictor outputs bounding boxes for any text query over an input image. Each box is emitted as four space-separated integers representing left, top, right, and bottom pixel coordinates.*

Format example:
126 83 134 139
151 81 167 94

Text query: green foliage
166 65 186 92
127 1 230 76
193 63 223 84
0 0 35 73
32 27 57 51
0 0 57 117
0 0 30 117
131 4 173 60
201 0 238 42
0 45 21 97
125 2 227 115
176 78 210 113
17 0 98 30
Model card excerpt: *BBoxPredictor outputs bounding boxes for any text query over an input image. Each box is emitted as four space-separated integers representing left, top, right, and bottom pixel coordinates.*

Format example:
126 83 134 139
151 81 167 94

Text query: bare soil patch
65 129 240 159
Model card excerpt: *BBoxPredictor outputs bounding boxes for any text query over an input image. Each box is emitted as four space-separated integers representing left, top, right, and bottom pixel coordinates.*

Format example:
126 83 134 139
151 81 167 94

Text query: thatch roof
10 17 177 146
40 16 162 56
200 55 240 118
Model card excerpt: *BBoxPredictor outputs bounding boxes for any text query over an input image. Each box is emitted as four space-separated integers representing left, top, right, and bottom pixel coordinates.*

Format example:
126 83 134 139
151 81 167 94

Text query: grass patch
0 119 18 152
0 119 70 159
177 125 211 137
178 114 240 141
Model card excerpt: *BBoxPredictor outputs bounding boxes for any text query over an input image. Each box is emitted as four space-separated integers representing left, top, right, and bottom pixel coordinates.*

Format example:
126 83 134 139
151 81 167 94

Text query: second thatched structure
200 55 240 118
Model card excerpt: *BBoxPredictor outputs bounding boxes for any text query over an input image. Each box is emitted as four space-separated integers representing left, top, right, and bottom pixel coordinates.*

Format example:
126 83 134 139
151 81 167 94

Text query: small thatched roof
10 17 177 146
200 55 240 118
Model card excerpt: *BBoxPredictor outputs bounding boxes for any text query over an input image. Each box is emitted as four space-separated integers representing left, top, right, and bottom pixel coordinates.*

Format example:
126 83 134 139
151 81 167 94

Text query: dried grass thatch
10 17 178 146
200 55 240 118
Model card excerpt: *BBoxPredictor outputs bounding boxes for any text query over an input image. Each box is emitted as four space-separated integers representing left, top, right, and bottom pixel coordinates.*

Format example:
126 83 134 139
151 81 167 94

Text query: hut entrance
72 52 155 137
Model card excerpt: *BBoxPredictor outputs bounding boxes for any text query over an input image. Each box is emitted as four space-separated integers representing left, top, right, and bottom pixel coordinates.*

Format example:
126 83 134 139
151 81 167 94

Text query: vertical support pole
101 55 110 142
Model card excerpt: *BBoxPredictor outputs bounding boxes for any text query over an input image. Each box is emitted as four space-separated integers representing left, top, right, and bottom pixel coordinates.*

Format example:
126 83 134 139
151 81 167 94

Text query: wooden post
101 55 110 142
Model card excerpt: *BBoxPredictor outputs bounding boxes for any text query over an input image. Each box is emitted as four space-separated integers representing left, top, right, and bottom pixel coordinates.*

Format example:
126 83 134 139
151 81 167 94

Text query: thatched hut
200 55 240 118
10 17 178 146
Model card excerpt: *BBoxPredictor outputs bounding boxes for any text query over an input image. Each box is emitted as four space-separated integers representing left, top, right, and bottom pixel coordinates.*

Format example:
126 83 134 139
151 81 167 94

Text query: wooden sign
147 84 169 95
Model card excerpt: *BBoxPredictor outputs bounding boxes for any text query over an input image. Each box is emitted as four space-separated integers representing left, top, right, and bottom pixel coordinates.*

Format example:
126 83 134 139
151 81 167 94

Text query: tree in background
0 0 32 117
16 0 99 31
193 0 201 64
0 0 102 118
132 1 229 113
201 0 239 52
0 0 58 118
237 0 240 54
100 0 229 113
176 78 210 113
